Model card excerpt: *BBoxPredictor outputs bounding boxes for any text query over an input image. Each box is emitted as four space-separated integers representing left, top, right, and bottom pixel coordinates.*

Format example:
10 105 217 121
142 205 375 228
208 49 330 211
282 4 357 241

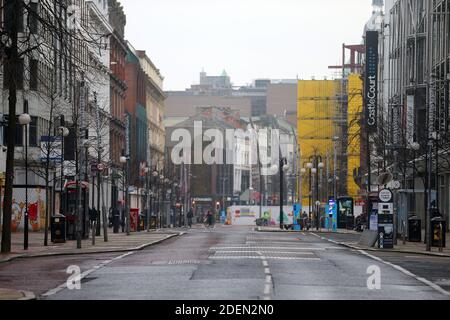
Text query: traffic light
216 201 220 211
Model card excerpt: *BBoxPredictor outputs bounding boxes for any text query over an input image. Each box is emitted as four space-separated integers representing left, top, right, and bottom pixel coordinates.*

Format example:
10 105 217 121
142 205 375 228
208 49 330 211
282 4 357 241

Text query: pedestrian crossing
208 233 337 261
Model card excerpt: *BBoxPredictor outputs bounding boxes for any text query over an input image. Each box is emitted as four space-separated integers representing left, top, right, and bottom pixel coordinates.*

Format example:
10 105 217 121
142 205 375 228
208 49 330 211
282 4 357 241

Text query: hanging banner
406 95 415 146
429 75 437 139
365 31 379 133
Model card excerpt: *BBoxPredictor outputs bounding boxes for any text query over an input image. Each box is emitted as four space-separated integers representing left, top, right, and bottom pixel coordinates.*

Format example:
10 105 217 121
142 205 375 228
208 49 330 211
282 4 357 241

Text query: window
2 116 23 147
4 0 24 33
3 58 24 90
29 117 38 147
30 59 38 91
29 2 38 34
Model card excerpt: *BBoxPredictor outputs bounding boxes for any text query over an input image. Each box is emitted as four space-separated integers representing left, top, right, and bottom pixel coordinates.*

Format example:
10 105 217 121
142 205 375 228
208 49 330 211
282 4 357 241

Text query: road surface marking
358 250 450 297
257 251 272 300
264 284 271 295
41 251 136 298
313 233 450 297
209 256 321 261
212 250 315 255
210 246 342 251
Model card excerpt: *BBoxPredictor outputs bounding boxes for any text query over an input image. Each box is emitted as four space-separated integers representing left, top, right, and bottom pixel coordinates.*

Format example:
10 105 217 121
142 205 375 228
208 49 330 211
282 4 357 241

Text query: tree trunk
1 0 20 254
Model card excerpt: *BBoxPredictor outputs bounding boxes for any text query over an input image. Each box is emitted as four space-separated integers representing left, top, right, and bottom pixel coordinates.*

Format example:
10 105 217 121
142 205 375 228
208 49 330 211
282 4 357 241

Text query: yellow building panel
297 80 339 209
347 74 363 199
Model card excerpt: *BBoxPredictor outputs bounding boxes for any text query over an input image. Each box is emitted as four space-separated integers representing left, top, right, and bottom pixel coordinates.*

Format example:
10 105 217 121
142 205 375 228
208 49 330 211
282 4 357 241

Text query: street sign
40 136 62 163
379 189 393 203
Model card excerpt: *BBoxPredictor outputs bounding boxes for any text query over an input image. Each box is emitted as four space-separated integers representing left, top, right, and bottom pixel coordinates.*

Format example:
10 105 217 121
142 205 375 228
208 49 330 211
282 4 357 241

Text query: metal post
24 123 29 250
146 173 150 232
77 76 86 250
439 223 443 253
280 158 284 230
309 170 312 222
60 131 65 212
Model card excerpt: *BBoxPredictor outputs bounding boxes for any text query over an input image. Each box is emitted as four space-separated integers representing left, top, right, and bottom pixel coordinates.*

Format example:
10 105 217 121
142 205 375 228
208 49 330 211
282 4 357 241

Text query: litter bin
431 217 446 248
408 216 422 243
51 214 66 243
113 212 120 234
150 216 157 229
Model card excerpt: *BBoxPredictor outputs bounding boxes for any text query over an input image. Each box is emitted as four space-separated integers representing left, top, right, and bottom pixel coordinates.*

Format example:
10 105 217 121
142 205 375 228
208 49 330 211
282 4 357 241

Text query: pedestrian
108 207 113 228
121 205 125 233
206 210 213 228
187 208 194 228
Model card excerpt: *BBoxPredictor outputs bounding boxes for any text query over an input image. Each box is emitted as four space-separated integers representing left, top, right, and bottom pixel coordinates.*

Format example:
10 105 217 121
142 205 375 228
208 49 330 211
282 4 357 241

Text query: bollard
439 223 443 253
403 220 406 245
91 221 96 246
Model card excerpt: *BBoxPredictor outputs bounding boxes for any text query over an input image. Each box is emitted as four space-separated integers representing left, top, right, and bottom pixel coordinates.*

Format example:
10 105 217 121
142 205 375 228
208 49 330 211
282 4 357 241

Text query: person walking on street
187 208 194 228
206 210 213 228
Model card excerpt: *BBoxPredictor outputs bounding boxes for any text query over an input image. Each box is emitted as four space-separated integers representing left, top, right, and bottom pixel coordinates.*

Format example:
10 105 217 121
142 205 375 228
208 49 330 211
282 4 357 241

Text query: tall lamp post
306 162 314 220
317 160 325 230
58 126 70 205
411 142 420 217
119 156 130 235
279 158 289 229
164 177 170 227
19 113 31 250
144 166 150 232
159 174 164 228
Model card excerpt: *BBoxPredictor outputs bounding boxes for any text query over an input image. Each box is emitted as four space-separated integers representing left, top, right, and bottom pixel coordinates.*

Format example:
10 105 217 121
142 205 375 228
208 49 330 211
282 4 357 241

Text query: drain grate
168 260 202 265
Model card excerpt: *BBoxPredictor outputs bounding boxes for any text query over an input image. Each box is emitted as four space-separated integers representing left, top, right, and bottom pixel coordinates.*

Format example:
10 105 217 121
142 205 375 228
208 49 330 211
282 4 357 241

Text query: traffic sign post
378 189 394 249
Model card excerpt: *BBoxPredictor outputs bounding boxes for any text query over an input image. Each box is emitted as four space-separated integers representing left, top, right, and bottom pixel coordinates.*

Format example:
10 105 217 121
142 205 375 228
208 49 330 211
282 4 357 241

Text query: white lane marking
313 232 450 298
264 284 271 295
210 246 343 251
213 251 315 255
209 256 321 261
41 251 135 298
358 250 450 297
257 251 272 300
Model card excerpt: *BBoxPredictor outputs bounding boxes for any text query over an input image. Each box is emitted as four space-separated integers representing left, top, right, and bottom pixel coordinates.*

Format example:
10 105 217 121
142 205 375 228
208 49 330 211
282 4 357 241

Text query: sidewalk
0 288 35 300
256 226 359 234
0 229 183 264
315 230 450 258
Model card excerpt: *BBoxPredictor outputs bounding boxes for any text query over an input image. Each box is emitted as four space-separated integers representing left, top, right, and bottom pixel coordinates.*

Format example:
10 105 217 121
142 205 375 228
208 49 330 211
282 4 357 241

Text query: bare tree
1 0 112 252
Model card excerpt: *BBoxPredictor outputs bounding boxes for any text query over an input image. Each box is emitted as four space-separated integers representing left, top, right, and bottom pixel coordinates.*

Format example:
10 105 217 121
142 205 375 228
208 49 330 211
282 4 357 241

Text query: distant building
165 70 297 122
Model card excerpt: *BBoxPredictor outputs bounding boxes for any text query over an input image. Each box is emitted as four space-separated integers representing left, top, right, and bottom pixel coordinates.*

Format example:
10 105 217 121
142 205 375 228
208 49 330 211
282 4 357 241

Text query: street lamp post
411 142 420 218
279 158 289 230
152 169 158 227
317 160 324 230
19 113 31 250
306 162 314 220
119 156 130 235
159 174 164 227
58 126 69 207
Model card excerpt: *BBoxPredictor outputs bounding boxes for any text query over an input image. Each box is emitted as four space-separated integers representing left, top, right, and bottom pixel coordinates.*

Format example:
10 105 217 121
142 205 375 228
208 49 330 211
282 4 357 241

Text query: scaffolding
297 80 340 210
328 45 365 199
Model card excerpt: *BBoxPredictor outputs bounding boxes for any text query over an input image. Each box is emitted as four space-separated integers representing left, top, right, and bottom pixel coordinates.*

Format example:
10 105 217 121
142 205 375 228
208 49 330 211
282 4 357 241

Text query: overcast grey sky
120 0 374 90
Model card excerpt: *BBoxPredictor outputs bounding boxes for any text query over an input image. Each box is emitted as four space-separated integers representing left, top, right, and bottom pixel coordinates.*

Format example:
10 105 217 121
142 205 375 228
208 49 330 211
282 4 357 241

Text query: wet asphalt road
23 225 448 300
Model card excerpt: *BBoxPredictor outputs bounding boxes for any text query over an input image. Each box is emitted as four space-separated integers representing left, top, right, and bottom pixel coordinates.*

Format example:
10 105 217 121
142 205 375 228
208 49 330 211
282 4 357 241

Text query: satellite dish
377 171 393 186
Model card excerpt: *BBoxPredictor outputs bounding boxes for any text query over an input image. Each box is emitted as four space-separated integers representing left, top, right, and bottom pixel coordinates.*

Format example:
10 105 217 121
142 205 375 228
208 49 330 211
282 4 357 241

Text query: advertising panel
365 31 379 133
